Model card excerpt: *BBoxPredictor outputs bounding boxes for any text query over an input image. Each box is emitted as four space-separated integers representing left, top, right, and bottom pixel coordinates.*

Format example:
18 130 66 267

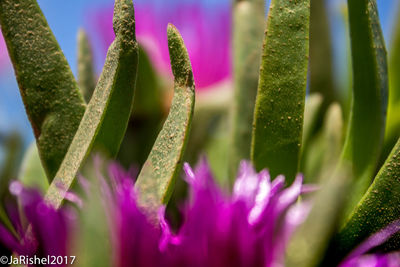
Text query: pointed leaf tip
167 24 194 88
113 0 135 43
135 25 195 218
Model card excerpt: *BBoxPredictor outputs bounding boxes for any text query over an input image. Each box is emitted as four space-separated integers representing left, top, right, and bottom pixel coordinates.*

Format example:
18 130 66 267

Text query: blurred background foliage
0 0 398 182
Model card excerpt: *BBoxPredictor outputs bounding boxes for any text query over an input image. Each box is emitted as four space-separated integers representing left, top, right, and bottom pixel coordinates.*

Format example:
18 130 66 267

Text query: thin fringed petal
340 219 400 267
0 181 73 259
105 164 162 267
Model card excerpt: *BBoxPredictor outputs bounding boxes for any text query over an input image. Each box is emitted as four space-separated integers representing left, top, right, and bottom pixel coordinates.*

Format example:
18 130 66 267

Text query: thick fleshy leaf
117 46 164 168
135 24 195 215
286 166 350 267
324 137 400 264
77 29 97 103
0 133 22 233
0 0 86 180
0 133 22 200
322 103 344 171
229 0 265 180
383 4 400 167
251 0 310 182
339 0 388 213
301 93 323 152
302 102 344 183
19 142 48 193
309 0 336 107
45 0 139 208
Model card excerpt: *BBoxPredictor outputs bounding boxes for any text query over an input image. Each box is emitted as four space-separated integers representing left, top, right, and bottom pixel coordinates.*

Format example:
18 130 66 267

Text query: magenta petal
89 2 231 89
340 219 400 267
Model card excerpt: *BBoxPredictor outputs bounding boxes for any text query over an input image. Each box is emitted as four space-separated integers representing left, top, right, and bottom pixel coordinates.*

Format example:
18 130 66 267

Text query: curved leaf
339 0 388 214
77 29 97 103
135 24 195 215
309 0 336 107
383 4 400 166
0 0 86 180
251 0 310 182
229 0 265 179
324 137 400 264
45 0 139 208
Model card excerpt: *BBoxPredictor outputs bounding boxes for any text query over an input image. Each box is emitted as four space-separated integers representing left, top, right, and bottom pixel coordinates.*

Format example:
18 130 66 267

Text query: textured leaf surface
45 0 138 208
135 25 195 214
340 0 388 213
77 29 97 103
229 0 265 179
324 137 400 265
251 0 310 182
0 0 86 180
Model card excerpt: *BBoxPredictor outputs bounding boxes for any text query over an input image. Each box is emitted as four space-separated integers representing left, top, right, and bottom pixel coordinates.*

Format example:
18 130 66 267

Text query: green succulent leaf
229 0 265 180
339 0 388 213
309 0 336 108
251 0 310 182
0 133 22 236
302 102 344 183
321 103 344 172
286 166 350 267
45 0 139 208
324 136 400 264
0 0 86 181
301 93 323 151
383 5 400 166
77 28 97 103
135 24 195 216
0 133 22 201
19 142 48 193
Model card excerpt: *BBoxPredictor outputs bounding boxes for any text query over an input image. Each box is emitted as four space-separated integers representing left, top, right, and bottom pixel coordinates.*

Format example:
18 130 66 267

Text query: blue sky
0 0 398 146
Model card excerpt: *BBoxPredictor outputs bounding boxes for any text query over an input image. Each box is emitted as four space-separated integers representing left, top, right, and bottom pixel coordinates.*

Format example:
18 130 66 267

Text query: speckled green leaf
229 0 265 179
251 0 310 182
323 137 400 265
0 0 86 181
77 29 97 103
135 24 195 215
45 0 138 208
339 0 388 213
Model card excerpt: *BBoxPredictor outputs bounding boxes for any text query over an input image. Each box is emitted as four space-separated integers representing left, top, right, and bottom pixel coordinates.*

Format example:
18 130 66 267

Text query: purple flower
0 181 74 266
89 1 231 89
1 159 399 266
87 159 310 266
339 219 400 267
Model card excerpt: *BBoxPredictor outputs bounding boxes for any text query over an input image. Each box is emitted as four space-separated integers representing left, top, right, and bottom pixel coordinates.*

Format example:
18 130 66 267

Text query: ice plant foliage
0 0 399 266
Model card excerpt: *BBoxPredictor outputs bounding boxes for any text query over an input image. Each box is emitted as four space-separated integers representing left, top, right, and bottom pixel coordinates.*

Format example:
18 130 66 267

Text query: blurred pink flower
90 2 231 89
